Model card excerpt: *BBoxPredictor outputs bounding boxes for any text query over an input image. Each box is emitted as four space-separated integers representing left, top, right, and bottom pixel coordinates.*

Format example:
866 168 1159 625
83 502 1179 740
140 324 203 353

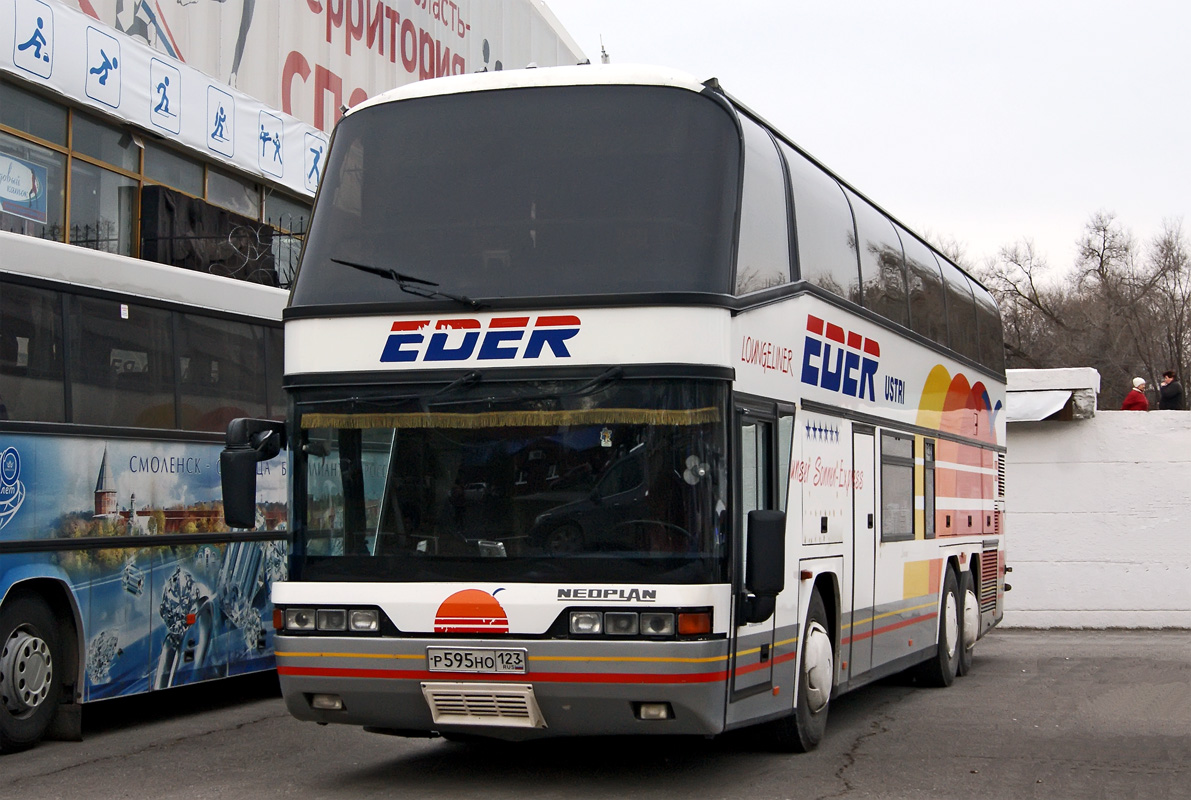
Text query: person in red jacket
1121 377 1149 410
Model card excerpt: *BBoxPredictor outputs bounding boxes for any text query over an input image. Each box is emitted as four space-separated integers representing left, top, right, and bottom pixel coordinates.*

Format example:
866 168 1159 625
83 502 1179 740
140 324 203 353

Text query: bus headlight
285 608 316 631
604 612 639 636
317 609 347 631
569 611 603 634
639 612 676 636
349 609 379 631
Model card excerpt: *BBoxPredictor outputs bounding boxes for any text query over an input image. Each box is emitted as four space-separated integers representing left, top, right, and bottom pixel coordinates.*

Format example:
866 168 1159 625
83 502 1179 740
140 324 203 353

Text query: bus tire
958 570 978 676
768 590 832 753
0 595 63 753
918 567 960 687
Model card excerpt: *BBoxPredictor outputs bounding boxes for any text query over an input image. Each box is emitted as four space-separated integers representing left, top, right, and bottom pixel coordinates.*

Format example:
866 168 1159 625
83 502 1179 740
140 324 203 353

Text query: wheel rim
962 588 979 651
943 591 959 660
803 621 833 714
1 628 54 715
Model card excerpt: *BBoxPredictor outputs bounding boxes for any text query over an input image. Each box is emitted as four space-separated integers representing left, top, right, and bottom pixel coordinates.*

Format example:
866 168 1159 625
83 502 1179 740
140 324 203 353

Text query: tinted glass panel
941 260 979 361
0 131 66 241
971 280 1005 372
294 86 741 306
267 326 284 420
264 190 311 234
208 167 260 217
0 80 67 145
734 118 789 294
72 114 139 172
881 432 913 541
177 314 267 432
781 142 859 301
0 281 64 421
144 142 204 196
898 227 948 345
69 161 137 255
291 378 729 585
848 189 907 327
69 297 175 428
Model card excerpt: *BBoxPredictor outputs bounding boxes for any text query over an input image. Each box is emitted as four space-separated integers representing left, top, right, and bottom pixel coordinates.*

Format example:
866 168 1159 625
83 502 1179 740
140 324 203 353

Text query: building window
0 80 67 145
1 75 305 285
72 113 140 172
69 160 138 255
144 141 204 197
208 166 260 217
0 129 66 241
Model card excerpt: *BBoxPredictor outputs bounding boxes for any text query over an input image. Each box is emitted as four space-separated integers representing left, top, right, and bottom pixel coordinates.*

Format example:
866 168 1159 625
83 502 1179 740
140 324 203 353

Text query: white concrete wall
1004 409 1191 628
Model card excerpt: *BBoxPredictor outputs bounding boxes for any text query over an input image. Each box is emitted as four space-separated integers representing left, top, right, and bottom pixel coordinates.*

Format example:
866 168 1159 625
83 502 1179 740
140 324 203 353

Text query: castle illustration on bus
221 63 1008 751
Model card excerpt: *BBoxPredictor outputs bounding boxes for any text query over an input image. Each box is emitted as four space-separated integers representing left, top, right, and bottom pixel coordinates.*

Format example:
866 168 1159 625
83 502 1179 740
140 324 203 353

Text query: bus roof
348 63 710 116
0 231 289 321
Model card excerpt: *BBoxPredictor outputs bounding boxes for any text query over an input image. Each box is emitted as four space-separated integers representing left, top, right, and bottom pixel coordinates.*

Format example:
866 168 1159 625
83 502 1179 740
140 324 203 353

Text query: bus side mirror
221 418 286 529
741 509 785 624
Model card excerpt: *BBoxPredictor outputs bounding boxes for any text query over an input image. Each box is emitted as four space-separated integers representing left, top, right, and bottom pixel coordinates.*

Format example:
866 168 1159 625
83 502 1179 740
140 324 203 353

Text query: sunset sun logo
433 589 510 634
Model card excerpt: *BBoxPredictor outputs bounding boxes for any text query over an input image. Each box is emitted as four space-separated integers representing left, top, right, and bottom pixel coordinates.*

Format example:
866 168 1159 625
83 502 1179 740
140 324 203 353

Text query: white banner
2 0 329 197
53 0 585 132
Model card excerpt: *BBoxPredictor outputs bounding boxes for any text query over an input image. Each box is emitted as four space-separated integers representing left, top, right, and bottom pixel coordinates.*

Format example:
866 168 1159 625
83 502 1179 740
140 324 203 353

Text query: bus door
730 406 777 700
848 427 877 680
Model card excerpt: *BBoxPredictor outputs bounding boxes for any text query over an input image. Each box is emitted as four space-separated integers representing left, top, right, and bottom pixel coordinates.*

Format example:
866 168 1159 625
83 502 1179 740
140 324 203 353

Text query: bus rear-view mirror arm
221 418 287 529
739 509 786 625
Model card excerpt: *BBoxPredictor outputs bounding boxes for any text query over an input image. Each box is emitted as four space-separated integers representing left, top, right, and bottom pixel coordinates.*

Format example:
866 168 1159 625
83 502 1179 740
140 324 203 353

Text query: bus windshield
291 85 740 307
292 378 729 585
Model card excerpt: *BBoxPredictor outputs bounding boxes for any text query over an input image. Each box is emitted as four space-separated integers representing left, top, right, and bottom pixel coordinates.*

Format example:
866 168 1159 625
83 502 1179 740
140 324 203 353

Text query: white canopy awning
1007 390 1072 422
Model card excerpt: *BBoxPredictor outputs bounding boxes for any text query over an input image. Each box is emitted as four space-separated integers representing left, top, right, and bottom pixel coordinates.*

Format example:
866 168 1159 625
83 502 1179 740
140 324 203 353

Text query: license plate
426 647 528 674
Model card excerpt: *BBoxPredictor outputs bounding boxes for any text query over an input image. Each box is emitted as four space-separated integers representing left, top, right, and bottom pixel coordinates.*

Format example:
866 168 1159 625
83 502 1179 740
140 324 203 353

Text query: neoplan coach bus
222 64 1008 751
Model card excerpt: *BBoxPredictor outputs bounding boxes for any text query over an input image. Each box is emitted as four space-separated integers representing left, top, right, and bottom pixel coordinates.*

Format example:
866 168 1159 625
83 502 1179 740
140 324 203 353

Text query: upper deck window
292 85 740 307
734 117 790 295
781 142 860 303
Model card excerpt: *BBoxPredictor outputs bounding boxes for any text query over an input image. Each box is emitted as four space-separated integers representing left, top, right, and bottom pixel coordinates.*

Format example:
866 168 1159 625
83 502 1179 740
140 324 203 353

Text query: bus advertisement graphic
0 434 286 700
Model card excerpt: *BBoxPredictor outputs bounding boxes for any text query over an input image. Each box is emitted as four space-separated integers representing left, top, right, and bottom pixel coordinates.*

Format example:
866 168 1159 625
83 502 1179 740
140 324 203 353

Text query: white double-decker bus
222 64 1007 750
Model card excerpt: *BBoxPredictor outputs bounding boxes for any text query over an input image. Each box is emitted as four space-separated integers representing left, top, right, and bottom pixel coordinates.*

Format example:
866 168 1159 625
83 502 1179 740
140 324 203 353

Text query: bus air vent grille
421 682 546 728
979 549 999 613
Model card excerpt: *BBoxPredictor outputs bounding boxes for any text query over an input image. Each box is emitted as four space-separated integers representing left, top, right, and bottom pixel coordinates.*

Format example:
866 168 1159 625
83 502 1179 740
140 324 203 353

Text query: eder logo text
801 315 880 401
381 315 581 363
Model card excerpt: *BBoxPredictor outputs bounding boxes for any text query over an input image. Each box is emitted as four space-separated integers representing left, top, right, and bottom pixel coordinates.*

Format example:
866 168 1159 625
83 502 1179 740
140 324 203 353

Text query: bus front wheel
767 589 832 753
0 595 63 753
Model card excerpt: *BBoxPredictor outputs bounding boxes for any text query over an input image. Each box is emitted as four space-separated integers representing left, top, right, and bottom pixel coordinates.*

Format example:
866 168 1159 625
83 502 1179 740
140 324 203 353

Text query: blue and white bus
0 231 288 752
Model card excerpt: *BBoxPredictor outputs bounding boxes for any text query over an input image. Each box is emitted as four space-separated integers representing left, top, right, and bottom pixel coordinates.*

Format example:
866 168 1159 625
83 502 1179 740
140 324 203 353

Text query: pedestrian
1158 370 1184 410
1121 377 1149 411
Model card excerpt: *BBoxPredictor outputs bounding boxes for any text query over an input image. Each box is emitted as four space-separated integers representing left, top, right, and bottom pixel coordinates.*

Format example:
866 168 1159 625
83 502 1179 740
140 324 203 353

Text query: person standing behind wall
1122 377 1150 410
1158 371 1184 410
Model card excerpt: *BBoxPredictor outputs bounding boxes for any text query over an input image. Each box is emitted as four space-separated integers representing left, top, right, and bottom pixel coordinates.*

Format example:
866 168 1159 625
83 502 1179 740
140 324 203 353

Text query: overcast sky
543 0 1190 274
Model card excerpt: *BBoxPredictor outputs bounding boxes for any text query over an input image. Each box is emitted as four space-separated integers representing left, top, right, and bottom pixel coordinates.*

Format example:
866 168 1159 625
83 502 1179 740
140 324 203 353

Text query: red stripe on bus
435 319 481 330
391 320 429 331
278 666 731 685
825 323 846 344
841 611 938 645
807 315 824 335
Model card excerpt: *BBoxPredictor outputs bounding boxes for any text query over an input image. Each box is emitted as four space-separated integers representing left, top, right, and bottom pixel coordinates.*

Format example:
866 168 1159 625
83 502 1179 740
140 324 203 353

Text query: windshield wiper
331 257 483 309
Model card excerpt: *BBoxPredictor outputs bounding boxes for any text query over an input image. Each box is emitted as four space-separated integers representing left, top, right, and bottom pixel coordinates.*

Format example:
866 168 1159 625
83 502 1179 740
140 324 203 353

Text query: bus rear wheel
0 595 63 753
958 570 978 676
917 568 960 687
767 589 832 752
